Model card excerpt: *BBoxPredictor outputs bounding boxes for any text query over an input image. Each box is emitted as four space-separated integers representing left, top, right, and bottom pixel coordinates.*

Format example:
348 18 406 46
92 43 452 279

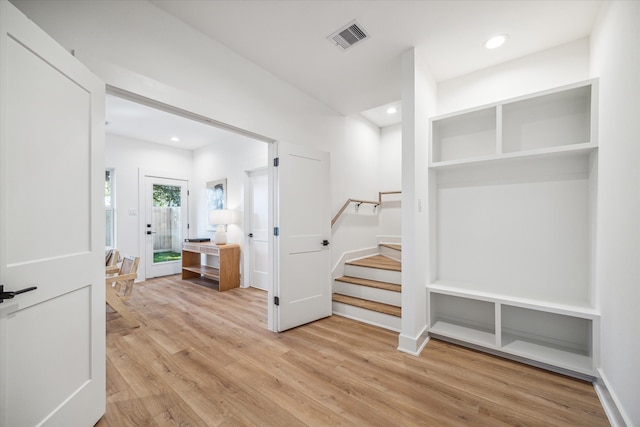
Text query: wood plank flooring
98 275 608 426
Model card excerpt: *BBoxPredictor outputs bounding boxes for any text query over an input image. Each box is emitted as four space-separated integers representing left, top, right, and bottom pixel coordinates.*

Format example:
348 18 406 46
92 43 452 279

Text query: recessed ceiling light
170 137 180 142
386 107 397 114
484 34 508 49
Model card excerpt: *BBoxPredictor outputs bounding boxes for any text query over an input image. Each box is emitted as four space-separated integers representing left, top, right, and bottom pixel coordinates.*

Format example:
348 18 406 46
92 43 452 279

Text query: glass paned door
145 177 188 278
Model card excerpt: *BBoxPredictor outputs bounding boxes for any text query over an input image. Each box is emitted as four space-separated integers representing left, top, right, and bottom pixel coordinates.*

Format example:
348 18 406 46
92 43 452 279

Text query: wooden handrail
331 191 401 227
378 191 401 201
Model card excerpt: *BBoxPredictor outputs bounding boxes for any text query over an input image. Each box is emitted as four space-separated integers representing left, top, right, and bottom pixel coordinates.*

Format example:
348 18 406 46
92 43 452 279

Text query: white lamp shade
209 209 235 225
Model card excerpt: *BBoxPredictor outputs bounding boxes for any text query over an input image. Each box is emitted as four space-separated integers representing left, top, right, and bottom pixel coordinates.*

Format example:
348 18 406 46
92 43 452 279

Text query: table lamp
209 209 235 245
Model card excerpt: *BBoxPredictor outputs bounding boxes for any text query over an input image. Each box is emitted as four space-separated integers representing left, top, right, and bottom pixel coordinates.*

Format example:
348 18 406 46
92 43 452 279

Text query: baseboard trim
332 309 401 333
377 235 401 245
594 369 630 427
397 325 429 356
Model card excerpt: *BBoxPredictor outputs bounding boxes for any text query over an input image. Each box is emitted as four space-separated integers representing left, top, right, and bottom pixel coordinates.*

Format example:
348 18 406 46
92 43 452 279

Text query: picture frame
206 178 226 230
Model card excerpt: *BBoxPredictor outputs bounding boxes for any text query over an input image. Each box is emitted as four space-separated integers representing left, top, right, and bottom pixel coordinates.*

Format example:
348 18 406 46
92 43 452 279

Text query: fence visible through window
152 184 183 263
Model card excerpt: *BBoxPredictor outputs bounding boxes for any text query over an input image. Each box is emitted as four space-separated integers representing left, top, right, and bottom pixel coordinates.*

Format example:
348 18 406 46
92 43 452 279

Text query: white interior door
247 169 269 290
144 176 188 278
0 2 106 426
274 141 331 331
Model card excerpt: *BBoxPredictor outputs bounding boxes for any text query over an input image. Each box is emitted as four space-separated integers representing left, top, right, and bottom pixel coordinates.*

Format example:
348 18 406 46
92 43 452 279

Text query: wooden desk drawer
183 243 201 252
201 246 220 255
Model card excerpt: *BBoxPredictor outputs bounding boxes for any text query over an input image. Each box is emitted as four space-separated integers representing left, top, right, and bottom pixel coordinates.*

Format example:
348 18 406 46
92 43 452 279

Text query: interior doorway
105 87 332 332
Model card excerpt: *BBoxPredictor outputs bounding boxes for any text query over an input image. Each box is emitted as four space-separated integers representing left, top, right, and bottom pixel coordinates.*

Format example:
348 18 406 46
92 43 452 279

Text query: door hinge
187 190 190 196
273 157 280 167
274 227 279 236
274 296 280 306
187 223 190 229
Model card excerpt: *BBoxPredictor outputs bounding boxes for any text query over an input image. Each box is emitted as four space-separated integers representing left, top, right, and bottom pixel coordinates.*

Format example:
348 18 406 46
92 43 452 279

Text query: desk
182 242 240 291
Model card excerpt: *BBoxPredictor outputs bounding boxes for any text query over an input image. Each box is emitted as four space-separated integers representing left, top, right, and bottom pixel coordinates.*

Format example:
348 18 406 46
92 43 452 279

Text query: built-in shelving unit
427 79 600 379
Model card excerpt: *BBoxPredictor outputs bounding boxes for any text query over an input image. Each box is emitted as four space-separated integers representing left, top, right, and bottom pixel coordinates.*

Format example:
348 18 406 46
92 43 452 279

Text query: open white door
274 141 331 331
0 2 106 426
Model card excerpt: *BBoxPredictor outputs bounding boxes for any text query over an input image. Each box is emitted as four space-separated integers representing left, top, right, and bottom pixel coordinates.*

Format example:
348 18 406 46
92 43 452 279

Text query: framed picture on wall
206 178 226 230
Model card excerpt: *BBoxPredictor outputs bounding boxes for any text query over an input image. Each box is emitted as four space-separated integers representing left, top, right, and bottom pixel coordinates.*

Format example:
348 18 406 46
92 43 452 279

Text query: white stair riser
379 246 401 262
344 264 401 284
332 302 401 332
333 281 401 306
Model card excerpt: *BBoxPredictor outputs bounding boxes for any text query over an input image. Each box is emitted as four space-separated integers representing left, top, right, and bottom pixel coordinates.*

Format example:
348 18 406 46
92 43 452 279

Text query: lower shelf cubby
427 284 599 379
429 292 496 347
500 305 594 375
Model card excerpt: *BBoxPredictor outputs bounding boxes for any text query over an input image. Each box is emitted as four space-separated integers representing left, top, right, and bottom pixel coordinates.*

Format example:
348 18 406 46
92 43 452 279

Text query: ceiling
151 0 602 116
107 0 602 145
105 94 260 150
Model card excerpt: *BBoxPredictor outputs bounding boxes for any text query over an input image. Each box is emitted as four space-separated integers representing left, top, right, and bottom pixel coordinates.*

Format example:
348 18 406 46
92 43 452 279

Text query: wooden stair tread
380 243 402 251
335 276 401 292
346 255 401 272
332 293 401 317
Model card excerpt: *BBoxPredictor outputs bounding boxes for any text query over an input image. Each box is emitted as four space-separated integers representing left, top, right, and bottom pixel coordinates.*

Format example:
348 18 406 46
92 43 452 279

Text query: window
105 169 115 249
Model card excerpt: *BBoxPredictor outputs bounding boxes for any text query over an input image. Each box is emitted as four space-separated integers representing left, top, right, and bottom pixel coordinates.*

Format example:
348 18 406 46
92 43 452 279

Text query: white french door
0 2 106 426
273 141 332 332
144 176 189 278
247 168 269 290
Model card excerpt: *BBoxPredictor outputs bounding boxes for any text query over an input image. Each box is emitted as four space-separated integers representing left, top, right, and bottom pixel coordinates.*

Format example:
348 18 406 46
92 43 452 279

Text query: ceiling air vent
328 20 370 51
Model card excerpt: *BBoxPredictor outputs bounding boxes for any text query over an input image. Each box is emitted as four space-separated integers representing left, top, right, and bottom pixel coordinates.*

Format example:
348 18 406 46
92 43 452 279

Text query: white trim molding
397 325 430 356
594 369 631 427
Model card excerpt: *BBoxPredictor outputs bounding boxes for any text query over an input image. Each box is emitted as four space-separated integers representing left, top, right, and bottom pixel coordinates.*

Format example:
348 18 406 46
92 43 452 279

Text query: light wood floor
98 275 608 426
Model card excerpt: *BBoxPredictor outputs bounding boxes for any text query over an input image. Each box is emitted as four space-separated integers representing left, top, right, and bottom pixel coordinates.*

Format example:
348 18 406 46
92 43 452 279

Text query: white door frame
103 87 281 332
244 167 269 290
138 168 190 281
144 175 189 279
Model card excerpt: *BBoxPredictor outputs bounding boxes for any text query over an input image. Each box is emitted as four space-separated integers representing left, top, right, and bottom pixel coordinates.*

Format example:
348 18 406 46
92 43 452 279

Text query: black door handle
321 240 330 247
248 233 254 238
0 284 37 304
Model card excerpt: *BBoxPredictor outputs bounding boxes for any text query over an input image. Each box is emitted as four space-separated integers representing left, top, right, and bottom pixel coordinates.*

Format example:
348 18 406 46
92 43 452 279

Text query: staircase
332 243 401 331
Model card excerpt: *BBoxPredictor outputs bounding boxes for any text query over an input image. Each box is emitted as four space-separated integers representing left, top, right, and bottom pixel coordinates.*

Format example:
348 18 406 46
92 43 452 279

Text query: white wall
378 124 402 237
437 38 590 115
106 131 268 282
192 136 268 244
10 0 343 149
11 0 385 270
105 134 193 264
399 48 437 354
330 115 383 263
590 1 640 425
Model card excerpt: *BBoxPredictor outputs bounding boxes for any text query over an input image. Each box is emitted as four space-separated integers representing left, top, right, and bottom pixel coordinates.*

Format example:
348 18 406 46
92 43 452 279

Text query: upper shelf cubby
431 107 497 163
430 80 598 168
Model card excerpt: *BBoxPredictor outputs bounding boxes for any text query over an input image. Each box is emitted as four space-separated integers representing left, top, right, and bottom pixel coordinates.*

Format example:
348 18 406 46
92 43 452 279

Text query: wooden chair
105 249 120 275
105 256 140 328
107 256 139 301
